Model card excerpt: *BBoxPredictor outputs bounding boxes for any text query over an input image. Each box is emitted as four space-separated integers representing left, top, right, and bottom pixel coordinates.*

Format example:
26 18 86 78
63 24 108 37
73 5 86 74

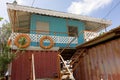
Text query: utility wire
31 0 36 7
93 0 120 32
21 0 120 40
103 0 120 19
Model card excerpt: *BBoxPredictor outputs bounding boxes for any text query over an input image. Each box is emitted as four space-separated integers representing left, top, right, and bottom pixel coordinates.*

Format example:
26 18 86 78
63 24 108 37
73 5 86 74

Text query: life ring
40 36 54 49
7 39 12 46
14 34 31 48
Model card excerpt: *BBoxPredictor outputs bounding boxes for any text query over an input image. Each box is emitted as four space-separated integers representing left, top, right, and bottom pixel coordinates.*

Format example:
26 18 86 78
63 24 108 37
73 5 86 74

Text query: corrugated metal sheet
11 51 32 80
7 3 111 25
34 51 59 79
11 50 60 80
74 38 120 80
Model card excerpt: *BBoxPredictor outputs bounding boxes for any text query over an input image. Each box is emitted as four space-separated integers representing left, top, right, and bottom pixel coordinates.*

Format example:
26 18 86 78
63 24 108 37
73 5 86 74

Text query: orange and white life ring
7 39 12 46
14 34 31 48
40 36 54 49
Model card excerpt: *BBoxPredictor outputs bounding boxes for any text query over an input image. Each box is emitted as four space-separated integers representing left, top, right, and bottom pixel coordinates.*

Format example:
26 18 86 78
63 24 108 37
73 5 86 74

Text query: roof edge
7 3 112 25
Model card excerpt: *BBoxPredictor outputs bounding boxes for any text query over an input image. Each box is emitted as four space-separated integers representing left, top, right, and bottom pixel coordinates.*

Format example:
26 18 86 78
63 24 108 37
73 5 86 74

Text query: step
61 72 70 75
36 78 58 80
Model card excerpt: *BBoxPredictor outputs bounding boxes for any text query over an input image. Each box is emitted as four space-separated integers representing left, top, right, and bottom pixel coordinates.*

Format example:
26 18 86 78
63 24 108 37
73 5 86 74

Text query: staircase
59 55 75 80
70 49 86 72
59 48 86 80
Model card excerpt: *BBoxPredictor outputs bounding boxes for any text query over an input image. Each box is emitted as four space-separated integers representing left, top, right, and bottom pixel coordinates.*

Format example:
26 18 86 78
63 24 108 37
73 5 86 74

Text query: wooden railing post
32 54 35 80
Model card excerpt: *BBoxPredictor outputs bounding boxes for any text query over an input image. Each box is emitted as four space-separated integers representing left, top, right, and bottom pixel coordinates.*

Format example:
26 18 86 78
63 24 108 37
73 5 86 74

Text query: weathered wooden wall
11 50 60 80
11 51 32 80
74 38 120 80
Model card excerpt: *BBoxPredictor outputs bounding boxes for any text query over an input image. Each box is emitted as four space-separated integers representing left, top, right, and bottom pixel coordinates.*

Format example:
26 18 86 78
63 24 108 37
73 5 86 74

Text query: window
36 21 49 34
68 26 78 37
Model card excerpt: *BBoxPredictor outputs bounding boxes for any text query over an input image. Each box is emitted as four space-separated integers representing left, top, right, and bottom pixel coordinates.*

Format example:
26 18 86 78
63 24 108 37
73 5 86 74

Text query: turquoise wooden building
7 2 112 59
6 2 112 80
7 3 111 50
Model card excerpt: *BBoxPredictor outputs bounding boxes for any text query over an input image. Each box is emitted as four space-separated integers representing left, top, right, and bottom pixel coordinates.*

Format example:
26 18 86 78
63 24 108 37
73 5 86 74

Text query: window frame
68 26 78 37
36 21 49 34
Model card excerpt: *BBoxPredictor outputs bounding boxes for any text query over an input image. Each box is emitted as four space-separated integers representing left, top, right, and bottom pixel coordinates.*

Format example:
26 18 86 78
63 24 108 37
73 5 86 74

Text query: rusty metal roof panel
7 3 111 25
74 38 120 80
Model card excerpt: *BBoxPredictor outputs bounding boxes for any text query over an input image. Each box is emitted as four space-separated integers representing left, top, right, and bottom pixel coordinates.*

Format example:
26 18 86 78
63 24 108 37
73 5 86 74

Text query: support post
32 54 35 80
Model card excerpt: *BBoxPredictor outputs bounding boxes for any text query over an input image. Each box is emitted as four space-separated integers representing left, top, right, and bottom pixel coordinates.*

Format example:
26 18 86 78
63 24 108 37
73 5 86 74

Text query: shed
72 26 120 80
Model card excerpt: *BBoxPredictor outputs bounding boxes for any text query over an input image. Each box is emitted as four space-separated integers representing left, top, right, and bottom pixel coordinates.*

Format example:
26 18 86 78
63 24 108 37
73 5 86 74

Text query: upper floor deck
9 28 99 49
7 3 111 49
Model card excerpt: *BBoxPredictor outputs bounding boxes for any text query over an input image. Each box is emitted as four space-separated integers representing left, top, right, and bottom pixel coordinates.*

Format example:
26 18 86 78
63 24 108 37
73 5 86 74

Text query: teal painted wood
30 14 85 47
30 14 67 35
67 19 85 44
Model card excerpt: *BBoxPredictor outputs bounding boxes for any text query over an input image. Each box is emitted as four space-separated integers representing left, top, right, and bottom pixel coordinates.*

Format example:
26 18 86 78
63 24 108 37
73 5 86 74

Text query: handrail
70 49 85 66
59 54 75 80
14 27 70 35
59 31 84 54
84 30 99 41
59 36 77 54
13 28 99 41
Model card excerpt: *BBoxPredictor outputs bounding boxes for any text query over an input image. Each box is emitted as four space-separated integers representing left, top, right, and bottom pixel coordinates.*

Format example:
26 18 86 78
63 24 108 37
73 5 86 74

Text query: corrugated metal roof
7 3 111 25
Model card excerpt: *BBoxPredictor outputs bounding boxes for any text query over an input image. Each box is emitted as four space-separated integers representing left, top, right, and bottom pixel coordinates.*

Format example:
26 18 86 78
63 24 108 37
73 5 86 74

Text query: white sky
67 0 112 15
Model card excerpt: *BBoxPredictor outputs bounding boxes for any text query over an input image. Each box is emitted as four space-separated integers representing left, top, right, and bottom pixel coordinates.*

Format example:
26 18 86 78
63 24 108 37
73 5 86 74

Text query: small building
7 2 111 80
73 26 120 80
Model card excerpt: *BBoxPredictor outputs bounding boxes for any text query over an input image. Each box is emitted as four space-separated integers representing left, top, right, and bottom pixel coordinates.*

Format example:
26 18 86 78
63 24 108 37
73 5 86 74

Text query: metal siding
11 50 60 80
11 51 32 80
34 51 59 79
7 3 112 26
74 38 120 80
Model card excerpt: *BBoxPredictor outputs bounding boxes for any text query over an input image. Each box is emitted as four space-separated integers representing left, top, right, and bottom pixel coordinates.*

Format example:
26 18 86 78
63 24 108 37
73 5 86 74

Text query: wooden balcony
84 30 99 41
9 30 78 48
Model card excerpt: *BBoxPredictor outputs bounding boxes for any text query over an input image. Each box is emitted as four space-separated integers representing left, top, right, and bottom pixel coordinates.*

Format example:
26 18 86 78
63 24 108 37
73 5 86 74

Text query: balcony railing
9 28 78 48
8 28 100 49
84 31 99 41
